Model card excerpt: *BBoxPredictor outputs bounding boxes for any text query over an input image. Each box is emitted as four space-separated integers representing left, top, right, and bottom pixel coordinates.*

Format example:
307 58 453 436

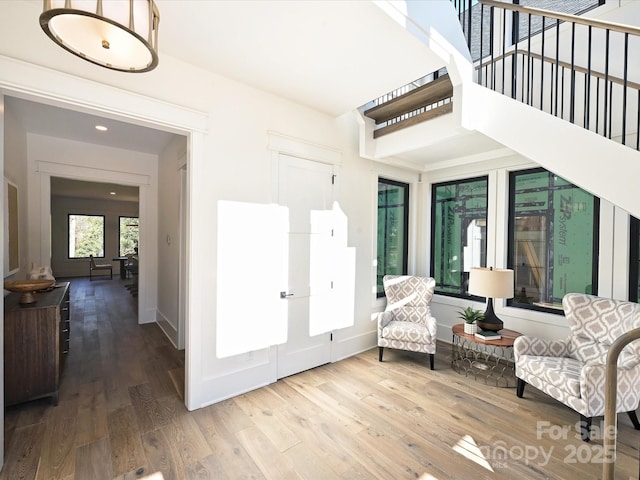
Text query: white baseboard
332 329 377 362
156 310 178 348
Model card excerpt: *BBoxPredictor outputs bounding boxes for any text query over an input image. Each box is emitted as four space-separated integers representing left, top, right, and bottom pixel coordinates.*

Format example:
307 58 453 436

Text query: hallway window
119 216 139 256
377 178 409 297
431 176 488 297
508 168 599 312
68 214 105 258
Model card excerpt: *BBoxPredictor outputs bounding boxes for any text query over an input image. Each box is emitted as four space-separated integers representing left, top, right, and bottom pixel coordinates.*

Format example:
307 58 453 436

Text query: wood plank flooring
2 277 639 479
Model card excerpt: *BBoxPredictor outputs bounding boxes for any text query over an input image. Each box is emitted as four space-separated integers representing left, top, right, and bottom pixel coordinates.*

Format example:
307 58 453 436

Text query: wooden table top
452 323 522 347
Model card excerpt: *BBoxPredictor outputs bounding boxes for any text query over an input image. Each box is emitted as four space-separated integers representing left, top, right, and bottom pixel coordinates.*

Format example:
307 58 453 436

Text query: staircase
363 71 453 138
357 0 640 219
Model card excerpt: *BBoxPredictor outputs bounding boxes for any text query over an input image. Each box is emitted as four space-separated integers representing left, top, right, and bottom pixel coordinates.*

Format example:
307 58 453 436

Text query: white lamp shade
468 267 514 299
40 0 159 72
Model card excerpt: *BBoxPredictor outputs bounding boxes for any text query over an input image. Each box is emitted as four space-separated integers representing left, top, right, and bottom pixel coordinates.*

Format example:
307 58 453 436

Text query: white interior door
277 154 334 379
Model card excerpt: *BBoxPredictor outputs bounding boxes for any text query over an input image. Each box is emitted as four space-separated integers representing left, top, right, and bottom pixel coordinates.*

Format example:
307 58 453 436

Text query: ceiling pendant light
39 0 160 73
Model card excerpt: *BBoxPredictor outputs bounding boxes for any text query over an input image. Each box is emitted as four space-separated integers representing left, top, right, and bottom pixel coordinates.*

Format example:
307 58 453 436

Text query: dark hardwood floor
1 277 638 479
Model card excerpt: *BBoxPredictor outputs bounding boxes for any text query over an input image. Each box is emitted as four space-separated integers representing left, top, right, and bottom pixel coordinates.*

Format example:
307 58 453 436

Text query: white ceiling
6 96 177 156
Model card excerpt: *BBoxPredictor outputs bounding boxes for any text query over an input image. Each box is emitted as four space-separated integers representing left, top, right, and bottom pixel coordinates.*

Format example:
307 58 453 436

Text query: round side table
451 323 522 387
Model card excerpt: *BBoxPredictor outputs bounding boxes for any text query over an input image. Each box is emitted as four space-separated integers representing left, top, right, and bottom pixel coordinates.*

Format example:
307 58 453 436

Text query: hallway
2 277 185 479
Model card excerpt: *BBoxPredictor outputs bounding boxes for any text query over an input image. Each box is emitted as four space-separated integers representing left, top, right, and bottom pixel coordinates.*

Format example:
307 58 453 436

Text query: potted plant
458 306 484 334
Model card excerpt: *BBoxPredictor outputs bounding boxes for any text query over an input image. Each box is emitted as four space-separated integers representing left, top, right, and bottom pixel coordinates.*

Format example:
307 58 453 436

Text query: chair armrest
580 363 640 415
424 313 437 338
514 335 570 362
378 310 394 330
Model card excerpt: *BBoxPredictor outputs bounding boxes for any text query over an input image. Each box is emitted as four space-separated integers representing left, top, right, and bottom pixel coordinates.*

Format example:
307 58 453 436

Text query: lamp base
477 297 504 332
477 318 503 332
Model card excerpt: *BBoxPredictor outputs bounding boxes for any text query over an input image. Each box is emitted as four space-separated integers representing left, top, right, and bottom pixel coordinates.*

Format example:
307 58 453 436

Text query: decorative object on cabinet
4 279 55 304
4 282 70 406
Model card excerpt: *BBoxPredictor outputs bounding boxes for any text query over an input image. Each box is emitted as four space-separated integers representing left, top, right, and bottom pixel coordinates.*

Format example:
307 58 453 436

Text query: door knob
280 291 294 298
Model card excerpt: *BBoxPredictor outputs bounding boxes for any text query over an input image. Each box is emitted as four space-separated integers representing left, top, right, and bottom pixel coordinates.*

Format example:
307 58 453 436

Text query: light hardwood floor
2 278 638 479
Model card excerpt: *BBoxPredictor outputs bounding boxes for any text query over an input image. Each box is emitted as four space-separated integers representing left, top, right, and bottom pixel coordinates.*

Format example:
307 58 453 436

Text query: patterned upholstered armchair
378 275 437 370
514 293 640 441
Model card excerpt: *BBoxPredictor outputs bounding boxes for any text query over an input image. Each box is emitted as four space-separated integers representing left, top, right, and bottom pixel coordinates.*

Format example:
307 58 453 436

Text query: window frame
376 177 410 298
118 215 139 257
67 213 106 259
430 175 488 299
506 167 600 314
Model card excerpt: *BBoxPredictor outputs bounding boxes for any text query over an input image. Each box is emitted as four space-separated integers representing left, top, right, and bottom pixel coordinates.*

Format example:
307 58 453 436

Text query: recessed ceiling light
110 191 116 195
95 125 108 131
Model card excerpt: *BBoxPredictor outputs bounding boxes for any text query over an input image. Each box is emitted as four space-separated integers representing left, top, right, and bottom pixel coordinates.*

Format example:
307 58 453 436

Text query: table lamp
468 267 514 332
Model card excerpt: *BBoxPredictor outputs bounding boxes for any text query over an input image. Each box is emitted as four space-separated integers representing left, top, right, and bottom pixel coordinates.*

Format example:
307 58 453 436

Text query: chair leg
516 378 526 398
378 347 383 362
579 415 592 442
429 353 434 370
628 410 640 430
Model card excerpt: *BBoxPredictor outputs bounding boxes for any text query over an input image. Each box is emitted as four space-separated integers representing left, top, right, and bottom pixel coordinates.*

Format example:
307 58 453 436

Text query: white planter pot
464 323 477 335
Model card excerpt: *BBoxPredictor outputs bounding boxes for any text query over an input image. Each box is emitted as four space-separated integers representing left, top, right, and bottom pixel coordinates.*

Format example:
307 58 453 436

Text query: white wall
156 135 187 347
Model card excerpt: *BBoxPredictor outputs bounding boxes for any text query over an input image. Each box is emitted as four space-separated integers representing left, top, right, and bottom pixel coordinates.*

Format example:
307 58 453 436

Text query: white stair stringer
462 82 640 220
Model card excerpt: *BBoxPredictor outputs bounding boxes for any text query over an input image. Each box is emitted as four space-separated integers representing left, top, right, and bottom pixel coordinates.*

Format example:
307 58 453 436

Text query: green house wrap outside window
377 178 409 297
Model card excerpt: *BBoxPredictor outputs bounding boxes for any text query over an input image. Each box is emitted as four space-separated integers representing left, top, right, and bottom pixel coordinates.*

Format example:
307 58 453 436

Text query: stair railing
458 0 640 151
602 326 640 480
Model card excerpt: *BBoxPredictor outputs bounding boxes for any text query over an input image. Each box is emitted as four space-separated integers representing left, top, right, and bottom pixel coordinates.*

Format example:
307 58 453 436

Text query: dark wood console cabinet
4 282 70 406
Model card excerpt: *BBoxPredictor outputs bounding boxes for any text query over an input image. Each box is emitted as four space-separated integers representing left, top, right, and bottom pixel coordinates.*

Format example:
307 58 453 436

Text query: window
508 168 599 312
68 214 105 258
377 178 409 297
630 216 639 303
119 216 139 256
431 177 488 296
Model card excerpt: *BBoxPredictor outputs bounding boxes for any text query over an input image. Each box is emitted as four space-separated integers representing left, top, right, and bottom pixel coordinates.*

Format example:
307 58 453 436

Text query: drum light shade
39 0 160 73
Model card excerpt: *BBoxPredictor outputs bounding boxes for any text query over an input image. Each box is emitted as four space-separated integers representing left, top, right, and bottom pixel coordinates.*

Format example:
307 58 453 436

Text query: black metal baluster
596 77 600 134
570 22 576 124
561 67 565 119
554 18 560 116
540 16 545 110
622 32 629 145
511 1 519 99
467 0 472 51
609 80 613 139
527 13 532 105
479 3 484 85
501 7 506 94
585 26 592 130
521 53 526 102
490 6 495 90
604 28 610 138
